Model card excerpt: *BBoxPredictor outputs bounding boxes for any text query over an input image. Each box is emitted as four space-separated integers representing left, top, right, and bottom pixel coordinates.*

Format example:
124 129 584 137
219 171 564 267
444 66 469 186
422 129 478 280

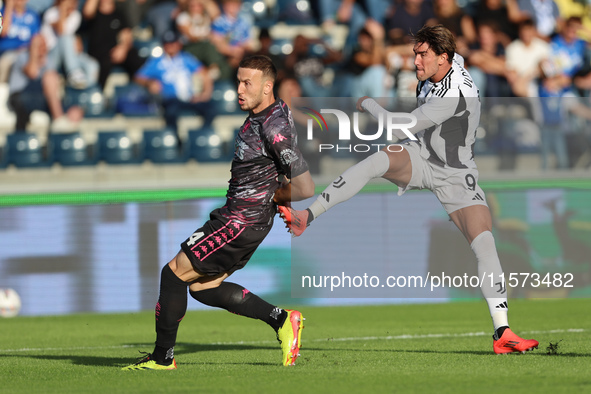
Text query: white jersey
414 54 480 169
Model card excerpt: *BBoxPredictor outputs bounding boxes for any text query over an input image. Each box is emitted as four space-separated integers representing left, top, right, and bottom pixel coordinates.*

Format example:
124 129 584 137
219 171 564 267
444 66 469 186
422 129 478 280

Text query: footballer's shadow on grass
0 344 283 367
0 353 133 368
0 342 290 368
112 342 292 366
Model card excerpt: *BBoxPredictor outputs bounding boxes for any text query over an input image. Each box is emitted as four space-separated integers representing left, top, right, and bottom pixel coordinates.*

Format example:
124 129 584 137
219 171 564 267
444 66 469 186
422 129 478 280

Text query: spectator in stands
210 0 254 76
537 17 588 169
145 0 179 41
317 0 390 28
176 0 219 43
505 19 550 97
537 88 573 169
116 0 177 40
348 20 392 97
386 0 437 45
82 0 146 90
8 34 83 132
467 21 512 97
254 28 287 81
134 30 215 136
176 0 226 80
0 0 41 83
26 0 53 15
539 16 587 97
557 0 591 42
41 0 96 89
516 0 562 39
316 0 391 57
284 34 347 97
433 0 477 48
537 93 591 169
473 0 521 46
72 34 100 88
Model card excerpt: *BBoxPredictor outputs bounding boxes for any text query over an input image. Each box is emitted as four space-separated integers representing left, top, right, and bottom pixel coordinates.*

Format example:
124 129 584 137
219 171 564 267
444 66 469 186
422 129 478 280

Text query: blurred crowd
1 0 591 170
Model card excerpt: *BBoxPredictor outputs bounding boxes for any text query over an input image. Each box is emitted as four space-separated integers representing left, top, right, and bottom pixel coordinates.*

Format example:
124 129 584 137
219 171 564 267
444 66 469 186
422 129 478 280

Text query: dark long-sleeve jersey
219 98 308 228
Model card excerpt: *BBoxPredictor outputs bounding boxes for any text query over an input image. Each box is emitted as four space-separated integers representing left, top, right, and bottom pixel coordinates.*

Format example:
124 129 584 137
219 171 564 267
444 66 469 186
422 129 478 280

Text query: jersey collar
249 98 280 119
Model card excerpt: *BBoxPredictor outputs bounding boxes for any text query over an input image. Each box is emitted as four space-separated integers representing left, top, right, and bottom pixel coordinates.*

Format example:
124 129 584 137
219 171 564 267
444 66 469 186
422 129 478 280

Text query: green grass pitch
1 298 590 393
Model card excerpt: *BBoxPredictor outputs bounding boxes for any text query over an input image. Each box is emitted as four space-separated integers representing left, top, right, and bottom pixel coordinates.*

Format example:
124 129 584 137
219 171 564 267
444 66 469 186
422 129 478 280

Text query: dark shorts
180 209 271 276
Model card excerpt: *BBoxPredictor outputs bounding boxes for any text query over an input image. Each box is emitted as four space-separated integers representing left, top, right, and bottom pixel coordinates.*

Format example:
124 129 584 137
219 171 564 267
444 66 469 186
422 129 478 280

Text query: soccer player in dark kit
123 55 315 370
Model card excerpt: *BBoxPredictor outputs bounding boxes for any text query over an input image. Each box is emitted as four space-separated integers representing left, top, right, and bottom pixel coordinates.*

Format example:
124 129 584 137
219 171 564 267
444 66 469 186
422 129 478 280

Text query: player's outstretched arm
360 96 440 138
357 96 391 119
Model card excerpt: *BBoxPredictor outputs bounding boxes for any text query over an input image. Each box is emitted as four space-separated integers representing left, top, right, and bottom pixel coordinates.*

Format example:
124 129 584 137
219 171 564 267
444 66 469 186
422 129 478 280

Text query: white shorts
397 141 488 214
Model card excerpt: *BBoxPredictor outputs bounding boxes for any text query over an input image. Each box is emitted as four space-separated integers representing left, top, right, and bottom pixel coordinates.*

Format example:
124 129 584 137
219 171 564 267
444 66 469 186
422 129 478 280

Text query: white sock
470 230 509 331
308 151 390 221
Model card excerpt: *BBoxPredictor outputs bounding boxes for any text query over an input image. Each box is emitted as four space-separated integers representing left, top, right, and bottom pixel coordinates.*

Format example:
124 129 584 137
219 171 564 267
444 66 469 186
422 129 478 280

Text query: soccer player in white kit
280 25 539 354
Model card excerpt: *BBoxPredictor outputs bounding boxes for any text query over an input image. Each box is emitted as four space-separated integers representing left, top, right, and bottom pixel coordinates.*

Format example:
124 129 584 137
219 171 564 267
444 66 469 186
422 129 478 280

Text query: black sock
154 264 188 363
306 208 314 225
152 345 175 365
190 282 287 332
495 325 510 340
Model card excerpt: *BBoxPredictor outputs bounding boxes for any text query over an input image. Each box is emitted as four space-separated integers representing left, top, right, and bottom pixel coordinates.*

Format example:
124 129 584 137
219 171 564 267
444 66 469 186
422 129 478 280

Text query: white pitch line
0 329 585 353
320 328 586 343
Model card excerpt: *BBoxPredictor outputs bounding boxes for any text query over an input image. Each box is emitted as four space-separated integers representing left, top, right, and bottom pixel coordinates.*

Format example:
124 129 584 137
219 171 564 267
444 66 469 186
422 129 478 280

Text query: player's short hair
239 55 277 83
413 25 456 64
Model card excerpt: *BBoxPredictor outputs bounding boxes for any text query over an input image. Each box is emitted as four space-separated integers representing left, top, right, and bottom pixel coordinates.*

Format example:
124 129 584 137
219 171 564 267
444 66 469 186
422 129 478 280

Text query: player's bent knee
450 205 493 244
188 281 213 292
189 272 230 292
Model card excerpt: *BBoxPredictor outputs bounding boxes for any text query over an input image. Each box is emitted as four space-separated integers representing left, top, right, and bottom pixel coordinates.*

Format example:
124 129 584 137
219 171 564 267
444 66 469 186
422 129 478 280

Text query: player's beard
415 61 440 82
240 89 264 113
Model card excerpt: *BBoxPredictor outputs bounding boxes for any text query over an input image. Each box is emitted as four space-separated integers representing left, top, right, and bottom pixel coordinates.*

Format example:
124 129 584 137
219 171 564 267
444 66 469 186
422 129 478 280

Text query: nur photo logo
301 105 417 153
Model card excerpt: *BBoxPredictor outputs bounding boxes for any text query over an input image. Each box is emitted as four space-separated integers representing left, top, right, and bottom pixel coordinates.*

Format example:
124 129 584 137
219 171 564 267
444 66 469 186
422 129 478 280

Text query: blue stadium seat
97 131 144 164
50 132 97 166
63 86 112 118
188 127 234 163
114 84 160 117
242 0 279 28
6 133 52 167
134 39 162 60
269 38 293 58
211 81 241 115
276 0 316 24
143 129 188 163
